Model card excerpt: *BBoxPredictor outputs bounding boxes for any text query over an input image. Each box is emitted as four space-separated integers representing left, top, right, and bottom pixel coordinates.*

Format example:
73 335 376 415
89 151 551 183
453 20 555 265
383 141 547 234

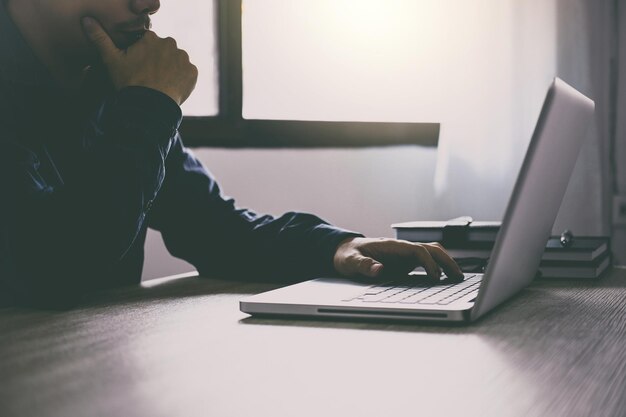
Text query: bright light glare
241 0 467 123
319 0 438 69
242 0 557 209
327 1 405 43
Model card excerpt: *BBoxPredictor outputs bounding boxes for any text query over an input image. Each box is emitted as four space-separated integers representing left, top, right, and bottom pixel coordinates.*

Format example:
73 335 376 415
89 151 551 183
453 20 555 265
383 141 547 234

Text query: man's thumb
355 256 384 278
81 17 118 61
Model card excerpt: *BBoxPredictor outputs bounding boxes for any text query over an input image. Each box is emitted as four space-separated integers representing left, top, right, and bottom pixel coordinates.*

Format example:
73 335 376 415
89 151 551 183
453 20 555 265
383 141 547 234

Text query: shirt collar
0 1 53 87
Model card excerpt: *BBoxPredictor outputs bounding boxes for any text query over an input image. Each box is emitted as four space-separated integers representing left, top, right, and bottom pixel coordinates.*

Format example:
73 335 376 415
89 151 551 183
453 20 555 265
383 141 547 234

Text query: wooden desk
1 268 625 417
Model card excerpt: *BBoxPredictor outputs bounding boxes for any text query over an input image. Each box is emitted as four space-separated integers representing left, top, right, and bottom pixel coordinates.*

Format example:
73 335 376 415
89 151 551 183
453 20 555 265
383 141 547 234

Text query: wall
614 0 626 263
143 0 607 280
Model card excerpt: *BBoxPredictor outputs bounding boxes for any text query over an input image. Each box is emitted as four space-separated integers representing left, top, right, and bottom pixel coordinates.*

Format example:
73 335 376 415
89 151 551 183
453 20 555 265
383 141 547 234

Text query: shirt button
145 199 154 212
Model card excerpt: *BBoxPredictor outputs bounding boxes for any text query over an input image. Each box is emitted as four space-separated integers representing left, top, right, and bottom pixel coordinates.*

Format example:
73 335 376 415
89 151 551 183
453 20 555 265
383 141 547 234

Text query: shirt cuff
101 86 183 148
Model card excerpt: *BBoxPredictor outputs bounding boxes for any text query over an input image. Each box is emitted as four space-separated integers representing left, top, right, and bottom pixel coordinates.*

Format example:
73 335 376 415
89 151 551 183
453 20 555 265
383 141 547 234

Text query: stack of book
392 218 611 279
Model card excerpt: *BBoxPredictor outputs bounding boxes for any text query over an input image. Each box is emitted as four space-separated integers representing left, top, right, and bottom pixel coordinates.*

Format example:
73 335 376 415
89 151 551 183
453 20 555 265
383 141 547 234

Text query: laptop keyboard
343 274 481 306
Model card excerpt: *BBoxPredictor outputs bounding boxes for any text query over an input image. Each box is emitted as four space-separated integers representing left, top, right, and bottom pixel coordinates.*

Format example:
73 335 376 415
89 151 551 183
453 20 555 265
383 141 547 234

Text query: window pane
152 0 218 116
242 0 525 123
242 0 444 122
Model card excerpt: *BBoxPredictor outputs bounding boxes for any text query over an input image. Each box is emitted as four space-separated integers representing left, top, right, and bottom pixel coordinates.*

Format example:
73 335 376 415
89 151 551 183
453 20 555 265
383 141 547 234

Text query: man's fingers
81 17 119 62
361 239 443 280
412 245 441 280
423 243 464 281
351 254 384 278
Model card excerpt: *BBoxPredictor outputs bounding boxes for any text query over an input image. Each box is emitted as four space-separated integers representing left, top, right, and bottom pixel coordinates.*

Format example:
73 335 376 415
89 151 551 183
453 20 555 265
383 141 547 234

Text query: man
0 0 463 308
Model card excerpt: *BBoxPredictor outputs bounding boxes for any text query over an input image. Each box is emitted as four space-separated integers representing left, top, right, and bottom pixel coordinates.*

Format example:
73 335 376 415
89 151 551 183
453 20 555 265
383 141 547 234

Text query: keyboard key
345 275 483 305
419 288 465 303
399 292 434 304
436 283 481 304
361 293 391 303
438 289 480 305
379 290 413 303
438 288 479 305
361 286 389 296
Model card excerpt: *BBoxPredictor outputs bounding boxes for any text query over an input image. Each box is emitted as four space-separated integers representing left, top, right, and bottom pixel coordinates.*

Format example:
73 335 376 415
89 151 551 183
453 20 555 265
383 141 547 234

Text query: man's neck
6 0 91 90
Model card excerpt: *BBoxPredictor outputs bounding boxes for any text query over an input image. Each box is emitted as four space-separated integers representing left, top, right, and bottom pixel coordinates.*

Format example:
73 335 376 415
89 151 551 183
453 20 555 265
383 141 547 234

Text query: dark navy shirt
0 4 360 308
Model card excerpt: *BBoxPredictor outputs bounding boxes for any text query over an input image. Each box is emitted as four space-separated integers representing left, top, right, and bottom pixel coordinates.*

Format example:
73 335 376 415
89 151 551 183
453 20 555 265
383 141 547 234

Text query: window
151 0 219 116
158 0 440 148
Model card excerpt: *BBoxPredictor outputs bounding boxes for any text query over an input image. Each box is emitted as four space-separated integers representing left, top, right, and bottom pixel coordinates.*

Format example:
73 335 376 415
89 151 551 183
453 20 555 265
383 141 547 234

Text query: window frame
179 0 439 148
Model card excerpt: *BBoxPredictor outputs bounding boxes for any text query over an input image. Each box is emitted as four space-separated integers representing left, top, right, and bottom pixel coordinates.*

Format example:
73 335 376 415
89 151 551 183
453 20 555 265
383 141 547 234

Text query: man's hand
333 237 464 282
81 17 198 106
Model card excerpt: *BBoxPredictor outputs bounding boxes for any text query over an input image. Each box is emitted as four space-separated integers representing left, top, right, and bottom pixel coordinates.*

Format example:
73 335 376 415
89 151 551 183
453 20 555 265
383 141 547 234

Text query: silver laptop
240 78 595 323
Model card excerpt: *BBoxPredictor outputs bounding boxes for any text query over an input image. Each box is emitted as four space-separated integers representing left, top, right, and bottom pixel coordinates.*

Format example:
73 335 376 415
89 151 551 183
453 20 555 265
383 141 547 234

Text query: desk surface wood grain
1 268 625 417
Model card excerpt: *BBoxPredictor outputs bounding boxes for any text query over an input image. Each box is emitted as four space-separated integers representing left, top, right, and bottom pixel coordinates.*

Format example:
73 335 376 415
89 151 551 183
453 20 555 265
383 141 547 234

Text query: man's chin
113 32 144 49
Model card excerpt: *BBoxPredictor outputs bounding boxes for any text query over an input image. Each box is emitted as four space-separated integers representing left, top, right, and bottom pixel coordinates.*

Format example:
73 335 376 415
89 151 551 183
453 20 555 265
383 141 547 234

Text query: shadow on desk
83 274 281 308
0 274 279 314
